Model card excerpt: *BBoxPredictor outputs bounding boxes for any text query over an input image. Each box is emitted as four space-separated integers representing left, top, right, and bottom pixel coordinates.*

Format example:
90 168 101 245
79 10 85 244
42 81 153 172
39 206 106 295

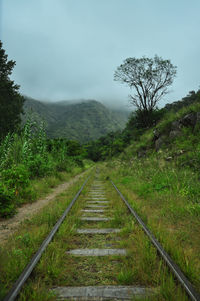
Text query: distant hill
23 97 130 142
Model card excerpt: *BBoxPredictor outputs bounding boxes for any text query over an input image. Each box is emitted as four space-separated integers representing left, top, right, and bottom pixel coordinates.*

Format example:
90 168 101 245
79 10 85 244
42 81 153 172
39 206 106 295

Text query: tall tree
114 55 177 127
0 41 24 139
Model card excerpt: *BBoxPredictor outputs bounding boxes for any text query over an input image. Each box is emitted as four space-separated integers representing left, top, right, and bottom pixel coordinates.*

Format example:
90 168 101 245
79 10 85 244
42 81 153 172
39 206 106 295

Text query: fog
1 0 200 109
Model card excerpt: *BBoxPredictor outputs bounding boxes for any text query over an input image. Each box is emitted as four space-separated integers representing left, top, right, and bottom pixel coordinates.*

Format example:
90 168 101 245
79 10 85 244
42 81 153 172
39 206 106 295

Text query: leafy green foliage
0 119 87 217
27 154 53 178
0 184 15 218
133 108 166 129
1 164 30 191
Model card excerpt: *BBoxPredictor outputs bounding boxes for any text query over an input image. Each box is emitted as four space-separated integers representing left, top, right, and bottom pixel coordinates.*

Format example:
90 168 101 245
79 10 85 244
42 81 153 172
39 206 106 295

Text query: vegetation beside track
0 172 190 300
101 159 200 296
0 170 92 300
0 119 94 218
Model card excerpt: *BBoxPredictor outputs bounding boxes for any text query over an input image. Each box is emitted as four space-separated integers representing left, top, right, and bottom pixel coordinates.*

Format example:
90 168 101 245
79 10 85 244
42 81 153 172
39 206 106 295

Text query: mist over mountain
23 97 130 142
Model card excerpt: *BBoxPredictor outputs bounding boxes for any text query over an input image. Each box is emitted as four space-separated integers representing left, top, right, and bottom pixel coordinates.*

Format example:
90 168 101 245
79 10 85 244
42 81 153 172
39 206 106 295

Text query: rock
155 137 163 151
137 150 146 158
153 128 160 140
171 120 182 131
170 119 183 138
165 156 173 161
169 129 182 139
176 149 185 156
196 112 200 124
180 112 197 127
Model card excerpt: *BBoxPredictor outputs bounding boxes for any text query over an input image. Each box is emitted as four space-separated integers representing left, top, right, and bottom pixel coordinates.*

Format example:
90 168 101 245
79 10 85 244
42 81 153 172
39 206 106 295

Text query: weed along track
3 171 200 301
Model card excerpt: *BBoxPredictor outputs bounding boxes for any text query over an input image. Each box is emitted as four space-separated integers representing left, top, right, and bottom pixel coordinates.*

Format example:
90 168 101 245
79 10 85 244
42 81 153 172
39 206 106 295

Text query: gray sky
1 0 200 108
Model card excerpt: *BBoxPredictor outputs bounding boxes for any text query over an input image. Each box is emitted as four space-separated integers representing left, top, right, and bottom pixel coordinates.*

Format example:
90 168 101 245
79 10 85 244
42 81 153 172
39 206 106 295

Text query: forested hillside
24 97 130 142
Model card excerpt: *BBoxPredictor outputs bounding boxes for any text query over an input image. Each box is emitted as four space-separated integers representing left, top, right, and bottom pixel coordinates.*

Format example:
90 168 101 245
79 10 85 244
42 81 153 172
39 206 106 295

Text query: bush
134 108 166 129
1 164 30 191
54 154 71 172
27 154 54 178
73 156 84 168
0 185 16 218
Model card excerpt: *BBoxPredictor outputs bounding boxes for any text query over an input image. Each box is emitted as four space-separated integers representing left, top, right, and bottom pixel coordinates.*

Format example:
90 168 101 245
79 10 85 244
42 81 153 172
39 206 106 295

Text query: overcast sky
1 0 200 108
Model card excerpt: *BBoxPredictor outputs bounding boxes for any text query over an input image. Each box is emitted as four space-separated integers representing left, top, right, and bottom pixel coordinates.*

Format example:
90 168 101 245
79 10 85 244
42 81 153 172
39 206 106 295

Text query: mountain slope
23 97 129 142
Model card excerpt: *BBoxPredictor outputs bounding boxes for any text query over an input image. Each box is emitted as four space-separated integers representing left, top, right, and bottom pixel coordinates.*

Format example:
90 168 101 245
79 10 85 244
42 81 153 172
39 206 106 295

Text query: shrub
73 156 84 168
0 184 16 218
27 154 54 178
1 164 30 191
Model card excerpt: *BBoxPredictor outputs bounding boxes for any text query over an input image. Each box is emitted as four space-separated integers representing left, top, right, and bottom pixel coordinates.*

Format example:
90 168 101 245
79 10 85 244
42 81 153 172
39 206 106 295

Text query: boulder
165 156 173 161
176 149 185 155
155 137 163 151
153 128 160 140
171 120 182 131
196 112 200 124
137 150 146 158
180 112 197 127
169 129 182 139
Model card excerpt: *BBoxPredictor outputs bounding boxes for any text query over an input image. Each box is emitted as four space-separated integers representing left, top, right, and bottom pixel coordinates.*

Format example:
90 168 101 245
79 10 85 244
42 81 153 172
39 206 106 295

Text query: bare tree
114 55 177 114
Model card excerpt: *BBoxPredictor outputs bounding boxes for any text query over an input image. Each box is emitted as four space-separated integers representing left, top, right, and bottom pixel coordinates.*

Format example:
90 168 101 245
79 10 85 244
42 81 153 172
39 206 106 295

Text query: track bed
2 170 199 300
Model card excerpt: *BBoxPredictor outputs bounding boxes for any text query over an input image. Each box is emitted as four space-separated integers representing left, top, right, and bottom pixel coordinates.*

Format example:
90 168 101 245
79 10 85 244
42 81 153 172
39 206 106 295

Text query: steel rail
111 180 200 301
3 175 90 301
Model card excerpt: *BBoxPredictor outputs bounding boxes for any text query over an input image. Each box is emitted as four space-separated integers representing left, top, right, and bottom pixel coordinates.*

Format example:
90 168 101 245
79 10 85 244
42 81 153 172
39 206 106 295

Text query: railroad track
3 170 200 301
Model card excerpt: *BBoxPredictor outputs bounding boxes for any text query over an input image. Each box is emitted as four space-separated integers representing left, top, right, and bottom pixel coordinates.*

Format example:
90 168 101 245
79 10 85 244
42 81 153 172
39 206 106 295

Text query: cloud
2 0 200 107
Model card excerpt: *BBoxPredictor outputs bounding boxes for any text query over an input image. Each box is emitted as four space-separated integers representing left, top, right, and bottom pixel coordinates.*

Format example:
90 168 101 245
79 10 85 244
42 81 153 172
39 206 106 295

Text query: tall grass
103 156 200 292
0 119 89 218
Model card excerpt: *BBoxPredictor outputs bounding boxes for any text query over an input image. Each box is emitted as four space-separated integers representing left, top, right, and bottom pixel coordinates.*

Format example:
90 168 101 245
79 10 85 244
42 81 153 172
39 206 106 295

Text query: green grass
0 170 92 300
157 101 200 134
101 158 200 294
0 171 191 300
30 167 84 200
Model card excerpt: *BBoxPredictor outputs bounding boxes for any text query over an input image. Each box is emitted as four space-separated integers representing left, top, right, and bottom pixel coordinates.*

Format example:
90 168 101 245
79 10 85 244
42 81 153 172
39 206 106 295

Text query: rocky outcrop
137 150 147 158
153 129 160 140
168 120 182 138
195 112 200 125
180 112 197 127
155 137 163 151
169 129 182 139
153 111 200 151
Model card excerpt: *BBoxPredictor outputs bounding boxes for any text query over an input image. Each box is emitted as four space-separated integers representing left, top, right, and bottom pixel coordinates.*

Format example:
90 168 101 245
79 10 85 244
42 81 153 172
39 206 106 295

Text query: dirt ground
0 172 85 245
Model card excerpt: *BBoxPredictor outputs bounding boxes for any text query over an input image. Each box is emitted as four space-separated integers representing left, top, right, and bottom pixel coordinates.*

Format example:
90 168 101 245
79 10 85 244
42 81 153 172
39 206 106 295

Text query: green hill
23 97 130 142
